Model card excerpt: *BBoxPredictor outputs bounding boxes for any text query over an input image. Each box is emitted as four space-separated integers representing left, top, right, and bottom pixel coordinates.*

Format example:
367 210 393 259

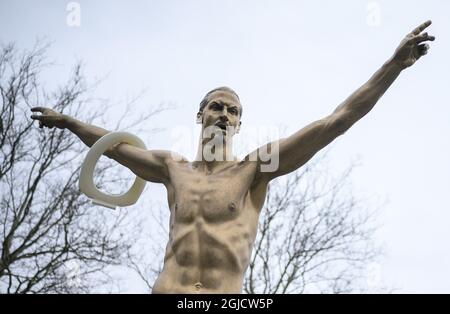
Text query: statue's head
196 87 242 137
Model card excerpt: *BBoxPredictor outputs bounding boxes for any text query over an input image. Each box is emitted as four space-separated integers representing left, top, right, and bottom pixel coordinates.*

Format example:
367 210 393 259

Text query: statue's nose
219 111 229 121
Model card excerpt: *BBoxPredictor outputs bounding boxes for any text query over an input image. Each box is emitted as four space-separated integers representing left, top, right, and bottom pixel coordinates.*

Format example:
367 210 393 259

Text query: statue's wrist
386 56 404 72
62 114 73 128
390 55 405 69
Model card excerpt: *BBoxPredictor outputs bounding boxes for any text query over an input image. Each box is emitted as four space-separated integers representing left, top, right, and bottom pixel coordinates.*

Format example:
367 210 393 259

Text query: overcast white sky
1 0 449 293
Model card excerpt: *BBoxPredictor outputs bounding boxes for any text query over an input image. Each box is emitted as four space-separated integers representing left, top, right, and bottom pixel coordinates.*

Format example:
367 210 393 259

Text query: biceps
111 144 169 183
266 116 345 178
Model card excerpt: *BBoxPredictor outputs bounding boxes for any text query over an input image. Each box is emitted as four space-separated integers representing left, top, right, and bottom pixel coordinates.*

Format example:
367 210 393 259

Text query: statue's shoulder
162 151 189 164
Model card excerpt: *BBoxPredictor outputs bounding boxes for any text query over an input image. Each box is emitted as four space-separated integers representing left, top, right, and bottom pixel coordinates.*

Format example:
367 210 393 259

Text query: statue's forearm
333 57 403 125
64 116 116 158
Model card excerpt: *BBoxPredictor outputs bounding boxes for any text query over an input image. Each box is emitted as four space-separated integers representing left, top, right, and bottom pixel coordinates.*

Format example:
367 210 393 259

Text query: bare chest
166 163 256 223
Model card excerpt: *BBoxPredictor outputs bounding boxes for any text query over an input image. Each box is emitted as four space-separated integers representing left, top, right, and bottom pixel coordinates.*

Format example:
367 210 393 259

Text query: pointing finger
31 107 46 113
411 20 432 35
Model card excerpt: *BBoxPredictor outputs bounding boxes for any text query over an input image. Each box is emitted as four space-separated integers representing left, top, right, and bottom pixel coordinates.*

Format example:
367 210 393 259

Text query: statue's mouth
215 123 228 131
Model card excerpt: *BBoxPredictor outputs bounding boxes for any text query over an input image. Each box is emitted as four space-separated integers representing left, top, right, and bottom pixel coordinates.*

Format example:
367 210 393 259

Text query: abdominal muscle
152 260 244 294
152 220 254 294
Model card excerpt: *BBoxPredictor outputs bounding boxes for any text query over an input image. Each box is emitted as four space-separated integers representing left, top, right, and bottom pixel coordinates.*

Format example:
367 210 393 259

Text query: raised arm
30 107 174 184
258 20 435 181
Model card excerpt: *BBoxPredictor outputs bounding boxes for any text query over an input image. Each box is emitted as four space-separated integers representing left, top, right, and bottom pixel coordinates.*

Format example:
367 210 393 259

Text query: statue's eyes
210 103 238 115
229 108 238 115
210 103 222 110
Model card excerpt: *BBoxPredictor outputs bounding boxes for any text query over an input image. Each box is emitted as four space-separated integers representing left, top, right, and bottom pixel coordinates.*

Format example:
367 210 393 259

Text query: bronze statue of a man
30 21 435 293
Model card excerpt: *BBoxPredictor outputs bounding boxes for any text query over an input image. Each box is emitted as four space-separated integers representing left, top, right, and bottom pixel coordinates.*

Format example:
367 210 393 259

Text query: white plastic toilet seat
79 132 147 209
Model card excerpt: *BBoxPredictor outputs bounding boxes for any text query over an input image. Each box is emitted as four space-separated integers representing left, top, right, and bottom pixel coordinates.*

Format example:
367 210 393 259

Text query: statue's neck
194 132 235 168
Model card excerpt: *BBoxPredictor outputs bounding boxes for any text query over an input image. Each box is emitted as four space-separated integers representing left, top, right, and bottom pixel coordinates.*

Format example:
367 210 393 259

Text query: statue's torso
152 159 268 293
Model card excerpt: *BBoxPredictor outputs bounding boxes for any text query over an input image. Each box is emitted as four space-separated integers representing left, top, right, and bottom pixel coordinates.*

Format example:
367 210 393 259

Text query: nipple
228 202 237 212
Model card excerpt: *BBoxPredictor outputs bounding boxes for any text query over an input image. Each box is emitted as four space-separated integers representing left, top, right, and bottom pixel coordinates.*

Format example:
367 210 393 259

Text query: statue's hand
30 107 68 129
393 20 435 70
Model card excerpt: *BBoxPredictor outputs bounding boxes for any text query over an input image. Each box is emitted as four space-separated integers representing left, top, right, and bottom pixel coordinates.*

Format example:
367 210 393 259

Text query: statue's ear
196 112 203 124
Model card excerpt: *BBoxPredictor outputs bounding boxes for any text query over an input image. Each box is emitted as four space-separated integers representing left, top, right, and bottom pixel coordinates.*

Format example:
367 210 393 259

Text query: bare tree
0 42 163 293
125 200 168 292
243 154 381 294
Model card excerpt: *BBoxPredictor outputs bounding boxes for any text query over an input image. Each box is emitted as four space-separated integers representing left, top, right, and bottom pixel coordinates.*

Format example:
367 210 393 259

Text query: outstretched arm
30 107 174 184
258 20 435 181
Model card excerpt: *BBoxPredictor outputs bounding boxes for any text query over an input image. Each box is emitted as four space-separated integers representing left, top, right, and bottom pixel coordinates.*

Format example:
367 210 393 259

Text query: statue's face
198 90 242 137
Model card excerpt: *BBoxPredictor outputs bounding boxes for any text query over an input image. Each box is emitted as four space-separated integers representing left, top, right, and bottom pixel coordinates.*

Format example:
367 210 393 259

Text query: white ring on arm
79 132 147 209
